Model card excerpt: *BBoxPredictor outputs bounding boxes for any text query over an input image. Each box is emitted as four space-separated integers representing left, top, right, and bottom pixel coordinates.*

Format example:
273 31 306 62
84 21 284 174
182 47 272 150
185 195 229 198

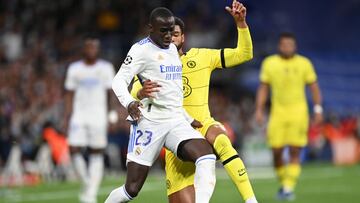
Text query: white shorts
67 121 107 149
127 117 204 166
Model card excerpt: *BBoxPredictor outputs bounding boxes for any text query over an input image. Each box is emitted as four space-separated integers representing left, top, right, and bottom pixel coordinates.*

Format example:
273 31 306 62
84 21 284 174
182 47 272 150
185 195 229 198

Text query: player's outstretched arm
309 82 323 125
255 83 269 125
221 0 253 68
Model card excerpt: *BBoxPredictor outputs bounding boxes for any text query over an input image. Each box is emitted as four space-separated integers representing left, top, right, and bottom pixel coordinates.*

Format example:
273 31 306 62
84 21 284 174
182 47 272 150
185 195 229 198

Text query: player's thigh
286 118 309 147
165 149 195 197
168 185 195 203
267 116 287 148
88 124 108 150
67 121 87 148
127 118 168 166
165 119 211 162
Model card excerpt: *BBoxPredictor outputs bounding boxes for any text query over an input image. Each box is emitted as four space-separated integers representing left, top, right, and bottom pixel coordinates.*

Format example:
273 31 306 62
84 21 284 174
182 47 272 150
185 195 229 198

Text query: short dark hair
175 17 185 34
149 7 174 25
83 33 99 41
279 32 296 41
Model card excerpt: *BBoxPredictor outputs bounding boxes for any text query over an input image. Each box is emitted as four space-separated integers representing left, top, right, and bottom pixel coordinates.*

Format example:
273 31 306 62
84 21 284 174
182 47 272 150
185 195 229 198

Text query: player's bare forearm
309 82 322 105
63 90 74 133
256 83 268 112
107 90 116 111
309 82 323 124
64 91 74 119
255 83 268 124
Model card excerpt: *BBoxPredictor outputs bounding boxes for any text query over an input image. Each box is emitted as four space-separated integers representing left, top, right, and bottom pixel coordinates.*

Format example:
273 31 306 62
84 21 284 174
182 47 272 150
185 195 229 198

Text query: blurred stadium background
0 0 359 202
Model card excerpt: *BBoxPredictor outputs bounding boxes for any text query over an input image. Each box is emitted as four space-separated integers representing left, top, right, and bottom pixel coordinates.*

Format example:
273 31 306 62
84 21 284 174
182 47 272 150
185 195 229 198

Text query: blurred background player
64 37 115 203
106 7 217 203
255 32 323 200
132 1 257 203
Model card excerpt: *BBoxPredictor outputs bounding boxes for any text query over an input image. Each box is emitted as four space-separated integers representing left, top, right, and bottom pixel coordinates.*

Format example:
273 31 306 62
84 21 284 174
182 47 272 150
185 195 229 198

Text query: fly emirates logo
160 64 182 80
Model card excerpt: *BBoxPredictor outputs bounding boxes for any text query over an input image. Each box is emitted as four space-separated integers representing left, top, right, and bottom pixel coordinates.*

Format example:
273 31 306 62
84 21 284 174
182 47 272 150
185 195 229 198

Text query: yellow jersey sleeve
209 27 253 70
303 58 317 84
259 57 271 84
130 76 141 100
223 27 253 68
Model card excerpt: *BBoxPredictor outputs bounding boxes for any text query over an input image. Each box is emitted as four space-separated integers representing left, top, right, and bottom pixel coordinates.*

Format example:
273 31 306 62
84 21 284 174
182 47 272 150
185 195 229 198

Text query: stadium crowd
0 0 359 182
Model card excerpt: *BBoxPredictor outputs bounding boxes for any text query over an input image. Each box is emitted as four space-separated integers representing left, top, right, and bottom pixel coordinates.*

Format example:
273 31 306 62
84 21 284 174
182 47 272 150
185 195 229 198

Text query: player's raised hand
128 101 143 121
225 0 247 28
137 79 162 100
255 109 265 125
314 112 323 125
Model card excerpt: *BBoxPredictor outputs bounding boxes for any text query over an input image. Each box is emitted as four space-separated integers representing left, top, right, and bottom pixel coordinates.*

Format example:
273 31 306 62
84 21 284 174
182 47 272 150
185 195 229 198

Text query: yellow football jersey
131 27 252 122
260 54 317 117
181 27 253 122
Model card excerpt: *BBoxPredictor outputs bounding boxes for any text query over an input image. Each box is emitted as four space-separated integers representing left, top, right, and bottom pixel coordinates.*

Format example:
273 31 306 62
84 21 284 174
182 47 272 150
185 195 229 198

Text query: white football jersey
65 59 115 125
112 37 185 121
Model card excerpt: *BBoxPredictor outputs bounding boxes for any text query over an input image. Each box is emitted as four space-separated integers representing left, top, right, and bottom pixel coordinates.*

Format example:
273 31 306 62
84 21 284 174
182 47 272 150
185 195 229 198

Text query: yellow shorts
165 117 222 195
267 114 309 148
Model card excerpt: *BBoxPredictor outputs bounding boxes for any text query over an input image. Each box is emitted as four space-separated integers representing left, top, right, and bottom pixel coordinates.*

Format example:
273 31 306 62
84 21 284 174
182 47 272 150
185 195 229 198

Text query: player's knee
205 124 227 145
70 146 82 154
89 148 104 154
125 183 141 198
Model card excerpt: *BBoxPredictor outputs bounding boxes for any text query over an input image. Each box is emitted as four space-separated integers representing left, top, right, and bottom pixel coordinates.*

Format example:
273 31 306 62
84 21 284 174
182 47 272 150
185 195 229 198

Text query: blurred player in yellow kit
131 1 257 202
255 33 323 200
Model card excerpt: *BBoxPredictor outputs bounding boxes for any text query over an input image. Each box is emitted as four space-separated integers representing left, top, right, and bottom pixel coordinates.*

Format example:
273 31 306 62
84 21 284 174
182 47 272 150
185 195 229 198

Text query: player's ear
148 24 153 33
181 34 185 44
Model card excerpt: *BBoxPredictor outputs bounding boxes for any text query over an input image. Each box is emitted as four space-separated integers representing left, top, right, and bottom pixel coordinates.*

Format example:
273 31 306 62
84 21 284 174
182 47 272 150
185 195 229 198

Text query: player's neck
84 58 97 65
279 54 295 60
178 48 184 56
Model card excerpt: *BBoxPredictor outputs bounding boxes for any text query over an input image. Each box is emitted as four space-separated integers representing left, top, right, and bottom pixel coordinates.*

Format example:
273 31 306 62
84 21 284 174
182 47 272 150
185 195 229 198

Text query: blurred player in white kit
64 36 115 203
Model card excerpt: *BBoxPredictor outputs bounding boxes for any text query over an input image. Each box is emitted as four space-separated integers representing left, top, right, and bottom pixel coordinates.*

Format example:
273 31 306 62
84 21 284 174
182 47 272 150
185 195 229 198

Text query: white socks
245 196 258 203
73 153 104 203
88 154 104 200
105 185 133 203
194 154 217 203
72 153 87 183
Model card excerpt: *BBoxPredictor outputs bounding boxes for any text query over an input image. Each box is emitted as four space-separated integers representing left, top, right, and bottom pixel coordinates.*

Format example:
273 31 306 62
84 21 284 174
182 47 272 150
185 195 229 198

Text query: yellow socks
275 166 286 186
213 134 255 201
283 163 301 192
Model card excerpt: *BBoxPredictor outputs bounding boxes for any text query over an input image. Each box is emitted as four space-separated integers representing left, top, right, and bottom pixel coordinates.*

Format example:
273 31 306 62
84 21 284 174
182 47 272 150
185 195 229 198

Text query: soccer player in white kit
105 7 217 203
64 37 115 203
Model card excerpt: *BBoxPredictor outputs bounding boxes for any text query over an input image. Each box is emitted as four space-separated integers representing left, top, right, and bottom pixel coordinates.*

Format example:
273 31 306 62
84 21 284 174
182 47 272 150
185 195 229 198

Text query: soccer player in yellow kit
131 1 257 203
255 33 323 200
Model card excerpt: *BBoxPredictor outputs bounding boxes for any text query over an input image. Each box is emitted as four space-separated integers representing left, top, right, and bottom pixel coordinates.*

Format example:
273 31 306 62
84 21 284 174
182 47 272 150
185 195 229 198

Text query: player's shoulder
96 59 113 67
183 48 201 58
263 54 280 62
136 37 151 46
261 55 279 67
127 37 150 56
68 60 84 70
294 54 312 63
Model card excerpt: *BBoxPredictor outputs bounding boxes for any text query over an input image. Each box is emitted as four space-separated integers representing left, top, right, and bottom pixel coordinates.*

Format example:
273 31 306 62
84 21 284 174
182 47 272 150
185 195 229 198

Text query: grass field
1 164 359 203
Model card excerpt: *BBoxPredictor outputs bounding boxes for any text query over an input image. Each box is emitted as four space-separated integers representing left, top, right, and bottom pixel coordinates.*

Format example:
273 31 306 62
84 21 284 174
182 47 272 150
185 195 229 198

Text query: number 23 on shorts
135 130 153 146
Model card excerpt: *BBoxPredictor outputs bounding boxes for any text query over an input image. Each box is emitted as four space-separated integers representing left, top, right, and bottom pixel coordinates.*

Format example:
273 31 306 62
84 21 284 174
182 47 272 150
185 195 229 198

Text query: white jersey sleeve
112 44 145 109
64 65 77 91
